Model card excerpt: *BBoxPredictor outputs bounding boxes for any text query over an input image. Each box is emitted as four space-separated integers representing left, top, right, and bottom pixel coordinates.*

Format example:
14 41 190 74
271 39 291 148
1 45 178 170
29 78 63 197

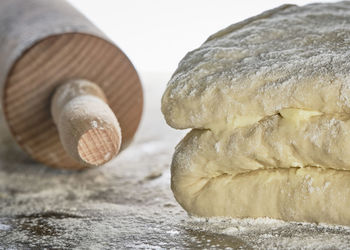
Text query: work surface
1 73 350 249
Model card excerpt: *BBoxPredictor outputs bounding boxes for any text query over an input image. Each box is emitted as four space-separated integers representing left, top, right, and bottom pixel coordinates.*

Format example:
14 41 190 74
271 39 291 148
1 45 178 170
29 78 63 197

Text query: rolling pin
0 0 143 169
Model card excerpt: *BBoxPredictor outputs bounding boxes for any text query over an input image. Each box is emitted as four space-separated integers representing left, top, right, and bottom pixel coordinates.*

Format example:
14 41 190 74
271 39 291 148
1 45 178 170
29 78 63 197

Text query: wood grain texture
77 127 119 166
0 0 143 169
4 33 142 169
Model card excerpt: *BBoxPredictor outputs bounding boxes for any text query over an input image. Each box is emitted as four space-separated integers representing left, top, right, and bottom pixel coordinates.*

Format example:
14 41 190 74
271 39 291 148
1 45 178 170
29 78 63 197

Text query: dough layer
172 114 350 224
162 2 350 130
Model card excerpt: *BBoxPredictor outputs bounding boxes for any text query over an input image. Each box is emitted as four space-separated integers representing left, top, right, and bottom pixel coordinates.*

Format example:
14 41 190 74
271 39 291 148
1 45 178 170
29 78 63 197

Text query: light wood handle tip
51 79 121 167
77 122 120 166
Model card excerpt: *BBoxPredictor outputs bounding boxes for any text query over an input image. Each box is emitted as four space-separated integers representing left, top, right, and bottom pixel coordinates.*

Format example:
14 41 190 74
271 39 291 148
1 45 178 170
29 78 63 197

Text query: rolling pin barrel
0 0 143 169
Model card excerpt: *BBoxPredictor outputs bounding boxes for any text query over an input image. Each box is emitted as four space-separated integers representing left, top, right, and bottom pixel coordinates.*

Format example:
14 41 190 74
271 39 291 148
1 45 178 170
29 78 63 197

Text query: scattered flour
1 66 350 249
103 152 111 161
90 120 98 128
214 142 220 152
187 216 350 249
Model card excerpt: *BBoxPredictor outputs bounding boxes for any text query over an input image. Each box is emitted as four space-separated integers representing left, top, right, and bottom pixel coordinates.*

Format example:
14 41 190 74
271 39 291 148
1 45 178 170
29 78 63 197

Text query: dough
162 2 350 225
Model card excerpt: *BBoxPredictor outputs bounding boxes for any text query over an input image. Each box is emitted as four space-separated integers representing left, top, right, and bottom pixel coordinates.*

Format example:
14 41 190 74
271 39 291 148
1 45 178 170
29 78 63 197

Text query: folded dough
162 2 350 225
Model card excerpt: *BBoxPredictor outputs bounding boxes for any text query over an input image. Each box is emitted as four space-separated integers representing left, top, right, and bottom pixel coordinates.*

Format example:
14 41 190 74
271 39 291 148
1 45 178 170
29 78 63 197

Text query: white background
67 0 339 75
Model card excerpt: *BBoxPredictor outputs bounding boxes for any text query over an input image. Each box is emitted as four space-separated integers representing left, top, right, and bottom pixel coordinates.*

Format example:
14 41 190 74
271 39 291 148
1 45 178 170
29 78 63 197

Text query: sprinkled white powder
104 152 111 161
214 142 220 152
0 223 10 231
305 175 314 193
324 181 331 190
91 120 98 128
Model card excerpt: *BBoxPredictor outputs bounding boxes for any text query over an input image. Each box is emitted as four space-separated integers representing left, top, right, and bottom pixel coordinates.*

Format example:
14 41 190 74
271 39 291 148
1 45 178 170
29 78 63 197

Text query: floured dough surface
162 2 350 225
162 2 350 131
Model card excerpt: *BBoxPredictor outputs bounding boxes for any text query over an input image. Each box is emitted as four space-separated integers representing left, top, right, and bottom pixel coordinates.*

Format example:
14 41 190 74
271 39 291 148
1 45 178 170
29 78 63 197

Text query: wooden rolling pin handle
51 79 122 167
